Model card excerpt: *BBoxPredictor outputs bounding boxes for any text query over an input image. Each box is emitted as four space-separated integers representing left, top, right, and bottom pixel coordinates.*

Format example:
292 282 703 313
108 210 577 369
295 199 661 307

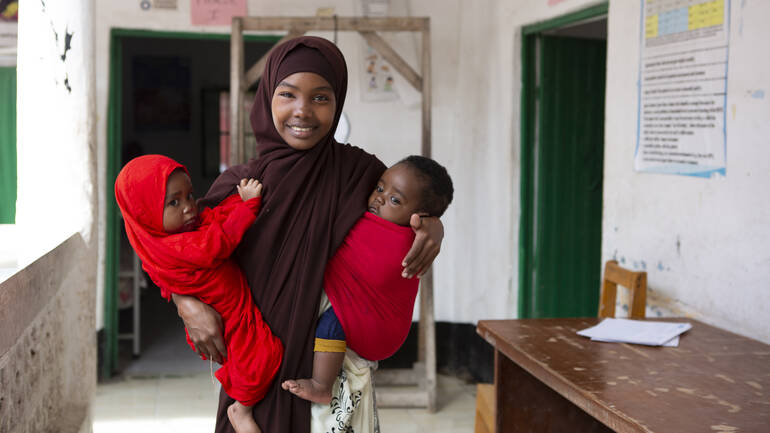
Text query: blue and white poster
636 0 730 178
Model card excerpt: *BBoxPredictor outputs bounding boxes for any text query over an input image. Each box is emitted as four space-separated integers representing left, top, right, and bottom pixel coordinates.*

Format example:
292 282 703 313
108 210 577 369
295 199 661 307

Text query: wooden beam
241 16 428 32
421 25 431 158
358 30 422 91
244 29 306 88
230 17 244 165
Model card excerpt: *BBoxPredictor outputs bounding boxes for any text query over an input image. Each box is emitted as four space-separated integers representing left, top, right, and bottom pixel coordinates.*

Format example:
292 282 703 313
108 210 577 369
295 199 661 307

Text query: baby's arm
236 178 262 201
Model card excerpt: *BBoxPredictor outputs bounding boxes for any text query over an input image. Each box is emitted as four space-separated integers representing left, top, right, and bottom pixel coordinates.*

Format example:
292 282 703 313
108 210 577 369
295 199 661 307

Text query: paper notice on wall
355 0 421 105
153 0 177 10
635 0 730 178
191 0 246 26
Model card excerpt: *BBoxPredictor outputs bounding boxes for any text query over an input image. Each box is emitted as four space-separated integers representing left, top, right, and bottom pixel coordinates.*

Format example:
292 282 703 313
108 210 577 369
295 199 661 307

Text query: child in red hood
115 154 282 433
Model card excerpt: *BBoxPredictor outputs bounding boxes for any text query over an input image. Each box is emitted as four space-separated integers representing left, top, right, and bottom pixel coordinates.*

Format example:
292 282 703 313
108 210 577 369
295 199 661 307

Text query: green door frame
518 3 608 318
103 29 281 379
0 67 16 224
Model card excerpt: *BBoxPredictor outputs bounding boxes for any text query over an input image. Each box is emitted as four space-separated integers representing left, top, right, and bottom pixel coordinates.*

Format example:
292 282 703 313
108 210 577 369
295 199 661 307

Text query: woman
172 36 443 433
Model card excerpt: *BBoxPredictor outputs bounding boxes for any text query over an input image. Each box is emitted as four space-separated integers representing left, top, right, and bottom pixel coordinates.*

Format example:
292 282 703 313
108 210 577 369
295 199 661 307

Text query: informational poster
635 0 730 177
191 0 246 26
0 0 18 67
359 0 399 102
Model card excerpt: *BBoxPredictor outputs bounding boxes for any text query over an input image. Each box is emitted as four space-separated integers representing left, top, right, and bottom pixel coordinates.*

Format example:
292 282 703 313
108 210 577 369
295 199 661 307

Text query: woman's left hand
401 214 444 279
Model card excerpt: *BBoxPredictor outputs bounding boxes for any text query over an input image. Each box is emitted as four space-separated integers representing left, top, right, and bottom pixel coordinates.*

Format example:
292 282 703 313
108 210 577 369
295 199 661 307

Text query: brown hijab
201 37 385 433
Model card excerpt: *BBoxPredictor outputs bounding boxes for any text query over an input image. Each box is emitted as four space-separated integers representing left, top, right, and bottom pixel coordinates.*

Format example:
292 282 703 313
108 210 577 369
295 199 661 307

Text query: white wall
17 0 97 264
603 0 770 343
93 0 770 344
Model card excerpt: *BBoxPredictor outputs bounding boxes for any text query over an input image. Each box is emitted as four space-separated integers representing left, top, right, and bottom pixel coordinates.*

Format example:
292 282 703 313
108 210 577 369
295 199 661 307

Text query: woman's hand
401 214 444 279
171 293 227 364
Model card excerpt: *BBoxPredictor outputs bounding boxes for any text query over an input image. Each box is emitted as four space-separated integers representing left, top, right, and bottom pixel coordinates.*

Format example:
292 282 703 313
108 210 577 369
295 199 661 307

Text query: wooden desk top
477 318 770 433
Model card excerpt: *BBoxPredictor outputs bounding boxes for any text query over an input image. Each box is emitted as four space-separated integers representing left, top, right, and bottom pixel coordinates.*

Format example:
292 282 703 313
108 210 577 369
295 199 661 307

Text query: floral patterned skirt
311 295 380 433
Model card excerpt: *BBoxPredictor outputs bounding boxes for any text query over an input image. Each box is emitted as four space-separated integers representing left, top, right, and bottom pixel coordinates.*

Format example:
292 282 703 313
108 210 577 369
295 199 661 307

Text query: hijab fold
203 37 386 433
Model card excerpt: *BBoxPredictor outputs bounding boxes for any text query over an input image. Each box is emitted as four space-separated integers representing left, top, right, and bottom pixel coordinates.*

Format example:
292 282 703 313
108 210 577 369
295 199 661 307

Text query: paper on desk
577 318 692 346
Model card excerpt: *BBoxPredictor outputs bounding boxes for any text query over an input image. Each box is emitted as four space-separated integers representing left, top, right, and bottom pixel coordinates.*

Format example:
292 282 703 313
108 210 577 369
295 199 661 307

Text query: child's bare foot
227 401 260 433
282 378 332 405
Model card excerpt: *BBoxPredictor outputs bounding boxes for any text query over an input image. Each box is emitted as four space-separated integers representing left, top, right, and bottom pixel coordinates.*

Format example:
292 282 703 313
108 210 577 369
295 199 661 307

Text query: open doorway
102 30 279 378
518 4 608 318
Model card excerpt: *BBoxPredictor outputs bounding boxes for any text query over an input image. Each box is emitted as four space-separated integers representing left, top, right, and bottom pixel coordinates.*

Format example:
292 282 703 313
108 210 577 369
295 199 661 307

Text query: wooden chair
598 260 647 319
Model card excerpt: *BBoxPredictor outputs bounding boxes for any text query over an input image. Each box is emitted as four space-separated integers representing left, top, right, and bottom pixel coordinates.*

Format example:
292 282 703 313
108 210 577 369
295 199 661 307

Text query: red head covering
114 155 188 275
201 37 386 433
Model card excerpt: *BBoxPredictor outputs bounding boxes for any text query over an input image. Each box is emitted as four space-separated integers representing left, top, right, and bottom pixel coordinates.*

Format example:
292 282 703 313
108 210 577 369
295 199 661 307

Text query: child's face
271 72 336 151
163 170 198 233
367 163 424 226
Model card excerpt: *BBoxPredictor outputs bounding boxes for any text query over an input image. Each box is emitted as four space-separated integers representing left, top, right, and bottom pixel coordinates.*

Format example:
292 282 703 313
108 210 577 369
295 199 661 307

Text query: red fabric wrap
324 212 418 361
115 154 283 406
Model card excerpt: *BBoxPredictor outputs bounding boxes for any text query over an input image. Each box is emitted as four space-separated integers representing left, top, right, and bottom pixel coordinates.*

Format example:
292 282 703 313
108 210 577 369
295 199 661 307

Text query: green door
520 34 606 318
0 67 16 224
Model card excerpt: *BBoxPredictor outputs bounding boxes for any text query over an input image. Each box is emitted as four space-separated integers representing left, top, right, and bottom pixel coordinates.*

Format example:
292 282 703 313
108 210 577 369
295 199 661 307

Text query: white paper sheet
577 318 692 346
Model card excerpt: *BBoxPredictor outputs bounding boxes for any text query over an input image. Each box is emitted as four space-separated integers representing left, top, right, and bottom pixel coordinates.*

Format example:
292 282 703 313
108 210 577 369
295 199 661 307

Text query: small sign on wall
635 0 730 178
153 0 177 10
191 0 247 26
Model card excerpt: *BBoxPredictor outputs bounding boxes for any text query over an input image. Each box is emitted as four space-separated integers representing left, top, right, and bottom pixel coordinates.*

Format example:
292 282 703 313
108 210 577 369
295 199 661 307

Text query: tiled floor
91 372 477 433
93 293 477 432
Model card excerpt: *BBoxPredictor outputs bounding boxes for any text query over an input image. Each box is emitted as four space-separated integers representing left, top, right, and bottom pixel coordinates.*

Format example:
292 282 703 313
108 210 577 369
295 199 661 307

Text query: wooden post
230 17 244 166
421 22 436 412
421 269 437 412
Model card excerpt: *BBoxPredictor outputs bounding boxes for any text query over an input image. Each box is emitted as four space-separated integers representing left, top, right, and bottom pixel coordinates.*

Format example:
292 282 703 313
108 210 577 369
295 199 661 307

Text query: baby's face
163 170 198 233
367 163 423 226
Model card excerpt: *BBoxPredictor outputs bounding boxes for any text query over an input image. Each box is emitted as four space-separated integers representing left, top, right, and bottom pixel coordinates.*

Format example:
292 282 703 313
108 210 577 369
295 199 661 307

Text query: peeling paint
711 425 739 432
716 374 735 383
557 335 585 350
703 394 741 413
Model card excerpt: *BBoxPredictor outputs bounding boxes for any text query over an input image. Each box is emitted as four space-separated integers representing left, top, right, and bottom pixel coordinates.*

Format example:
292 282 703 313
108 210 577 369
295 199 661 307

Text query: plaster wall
16 0 97 263
603 0 770 342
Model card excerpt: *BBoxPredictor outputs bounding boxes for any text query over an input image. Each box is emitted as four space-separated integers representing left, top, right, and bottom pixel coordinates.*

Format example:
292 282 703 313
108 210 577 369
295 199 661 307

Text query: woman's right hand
171 293 227 364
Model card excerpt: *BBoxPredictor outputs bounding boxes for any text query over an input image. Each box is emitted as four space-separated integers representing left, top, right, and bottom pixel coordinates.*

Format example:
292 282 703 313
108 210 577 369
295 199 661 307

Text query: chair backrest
598 260 647 319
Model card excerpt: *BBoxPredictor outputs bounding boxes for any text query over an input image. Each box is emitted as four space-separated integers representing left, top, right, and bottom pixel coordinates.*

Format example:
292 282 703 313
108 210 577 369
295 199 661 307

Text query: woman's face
271 72 336 150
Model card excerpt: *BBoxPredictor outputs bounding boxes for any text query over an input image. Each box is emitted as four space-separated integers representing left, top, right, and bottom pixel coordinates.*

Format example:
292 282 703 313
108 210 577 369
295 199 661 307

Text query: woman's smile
287 123 317 137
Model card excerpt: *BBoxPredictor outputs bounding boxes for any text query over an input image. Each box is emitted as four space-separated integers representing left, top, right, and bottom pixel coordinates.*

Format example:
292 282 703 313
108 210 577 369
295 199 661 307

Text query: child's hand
237 178 262 201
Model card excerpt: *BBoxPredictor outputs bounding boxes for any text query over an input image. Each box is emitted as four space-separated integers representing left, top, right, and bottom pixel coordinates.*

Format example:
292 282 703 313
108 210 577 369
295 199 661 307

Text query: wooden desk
477 318 770 433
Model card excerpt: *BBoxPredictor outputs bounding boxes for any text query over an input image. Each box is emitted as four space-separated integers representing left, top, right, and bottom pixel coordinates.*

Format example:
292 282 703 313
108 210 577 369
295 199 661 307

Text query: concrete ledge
0 233 96 433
